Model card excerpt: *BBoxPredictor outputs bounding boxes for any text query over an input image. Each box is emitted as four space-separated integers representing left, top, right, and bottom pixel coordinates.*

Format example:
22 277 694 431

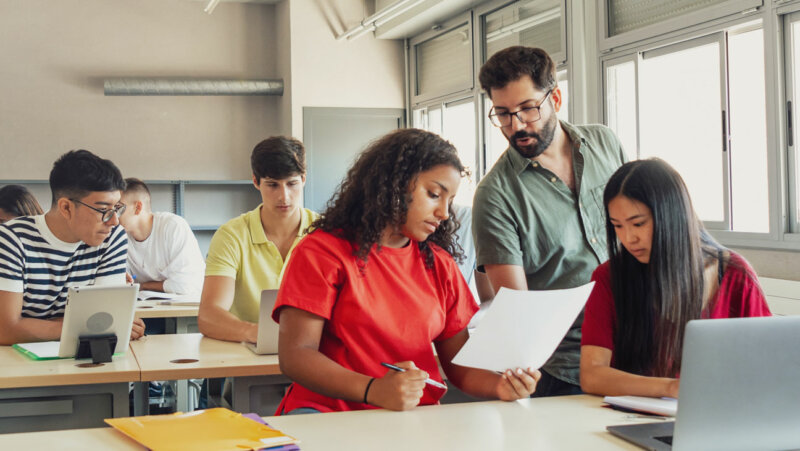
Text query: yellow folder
105 407 297 451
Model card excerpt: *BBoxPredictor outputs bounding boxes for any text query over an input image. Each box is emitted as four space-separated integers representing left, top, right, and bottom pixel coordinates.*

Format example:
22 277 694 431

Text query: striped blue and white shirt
0 215 128 318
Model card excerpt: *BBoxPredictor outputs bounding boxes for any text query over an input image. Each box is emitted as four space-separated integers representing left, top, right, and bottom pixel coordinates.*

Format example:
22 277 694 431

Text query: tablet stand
76 333 118 363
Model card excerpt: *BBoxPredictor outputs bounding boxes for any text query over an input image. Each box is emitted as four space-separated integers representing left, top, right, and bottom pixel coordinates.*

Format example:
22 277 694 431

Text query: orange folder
105 407 298 451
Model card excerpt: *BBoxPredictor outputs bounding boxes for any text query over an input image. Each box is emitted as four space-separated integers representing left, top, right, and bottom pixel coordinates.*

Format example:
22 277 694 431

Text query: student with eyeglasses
472 46 627 397
0 150 145 345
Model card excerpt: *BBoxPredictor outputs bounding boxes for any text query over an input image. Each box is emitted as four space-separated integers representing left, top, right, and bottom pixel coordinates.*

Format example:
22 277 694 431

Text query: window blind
416 23 472 98
608 0 729 36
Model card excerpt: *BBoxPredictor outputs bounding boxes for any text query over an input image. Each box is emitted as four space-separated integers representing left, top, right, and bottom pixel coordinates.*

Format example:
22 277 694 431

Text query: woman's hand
666 378 680 398
367 361 428 411
495 367 541 400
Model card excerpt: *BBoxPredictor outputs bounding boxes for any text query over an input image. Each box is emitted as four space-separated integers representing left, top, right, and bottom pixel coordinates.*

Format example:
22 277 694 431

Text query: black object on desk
76 333 118 363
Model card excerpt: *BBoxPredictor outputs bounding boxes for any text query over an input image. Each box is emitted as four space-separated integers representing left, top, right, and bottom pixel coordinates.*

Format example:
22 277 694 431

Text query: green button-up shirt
472 120 626 385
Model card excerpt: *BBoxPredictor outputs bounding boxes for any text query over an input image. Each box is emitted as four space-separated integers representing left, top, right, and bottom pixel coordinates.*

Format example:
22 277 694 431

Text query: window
604 23 769 233
484 0 565 63
412 17 473 104
414 100 477 206
409 0 569 194
786 12 800 234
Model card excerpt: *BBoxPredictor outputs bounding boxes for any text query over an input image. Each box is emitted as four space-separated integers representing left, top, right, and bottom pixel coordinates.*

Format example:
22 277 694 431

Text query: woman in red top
580 158 771 398
273 128 540 414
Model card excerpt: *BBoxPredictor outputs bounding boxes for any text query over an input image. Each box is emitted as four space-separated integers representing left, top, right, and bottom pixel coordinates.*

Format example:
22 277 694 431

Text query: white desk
0 345 139 433
0 395 653 450
129 333 286 415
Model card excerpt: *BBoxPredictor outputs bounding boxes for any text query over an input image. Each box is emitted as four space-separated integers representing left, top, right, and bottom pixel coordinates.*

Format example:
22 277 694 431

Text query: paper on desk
138 291 199 303
603 396 677 417
453 283 594 372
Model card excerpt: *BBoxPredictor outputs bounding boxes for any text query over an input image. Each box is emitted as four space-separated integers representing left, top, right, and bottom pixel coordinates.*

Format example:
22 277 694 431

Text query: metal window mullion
634 53 641 159
785 12 800 234
720 31 733 231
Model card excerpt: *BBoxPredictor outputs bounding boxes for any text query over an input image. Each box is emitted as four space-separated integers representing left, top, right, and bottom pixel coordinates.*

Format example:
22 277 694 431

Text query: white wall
0 0 281 180
287 0 405 139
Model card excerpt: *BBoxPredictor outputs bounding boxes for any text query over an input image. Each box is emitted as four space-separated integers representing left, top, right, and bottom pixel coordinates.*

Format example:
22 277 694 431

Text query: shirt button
579 202 583 208
550 177 557 183
532 161 539 167
591 237 597 243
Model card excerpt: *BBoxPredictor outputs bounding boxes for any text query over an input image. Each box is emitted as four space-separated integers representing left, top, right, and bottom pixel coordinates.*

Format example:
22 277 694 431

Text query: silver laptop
607 316 800 451
246 289 281 355
59 284 139 358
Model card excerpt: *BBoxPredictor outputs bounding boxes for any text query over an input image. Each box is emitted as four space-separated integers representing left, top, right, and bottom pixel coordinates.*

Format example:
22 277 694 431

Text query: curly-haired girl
272 128 540 414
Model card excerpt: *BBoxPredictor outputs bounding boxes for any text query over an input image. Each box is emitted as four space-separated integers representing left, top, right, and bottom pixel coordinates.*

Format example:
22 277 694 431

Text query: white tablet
58 284 139 358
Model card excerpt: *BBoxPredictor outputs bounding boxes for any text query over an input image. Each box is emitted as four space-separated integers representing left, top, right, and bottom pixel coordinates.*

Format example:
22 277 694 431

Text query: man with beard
472 46 626 397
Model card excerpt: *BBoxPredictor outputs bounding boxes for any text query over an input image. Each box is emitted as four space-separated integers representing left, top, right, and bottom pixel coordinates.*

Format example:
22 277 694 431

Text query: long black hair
604 158 726 377
312 128 466 269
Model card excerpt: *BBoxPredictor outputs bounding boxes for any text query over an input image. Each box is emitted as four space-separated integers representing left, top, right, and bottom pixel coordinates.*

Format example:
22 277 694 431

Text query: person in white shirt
118 178 205 298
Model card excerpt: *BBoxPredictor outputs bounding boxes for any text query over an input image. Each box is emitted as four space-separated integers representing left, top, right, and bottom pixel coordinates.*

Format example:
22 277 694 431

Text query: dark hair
313 128 466 269
0 185 44 217
123 178 151 200
604 158 728 377
479 46 557 97
49 150 126 204
251 136 306 180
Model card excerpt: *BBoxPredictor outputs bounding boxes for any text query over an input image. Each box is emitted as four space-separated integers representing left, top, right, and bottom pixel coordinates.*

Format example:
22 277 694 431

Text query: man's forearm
0 317 62 345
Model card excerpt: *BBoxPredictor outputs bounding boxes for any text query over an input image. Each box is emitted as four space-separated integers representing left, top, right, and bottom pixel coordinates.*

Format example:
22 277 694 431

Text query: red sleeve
434 247 479 342
711 253 772 319
581 261 616 350
272 231 345 323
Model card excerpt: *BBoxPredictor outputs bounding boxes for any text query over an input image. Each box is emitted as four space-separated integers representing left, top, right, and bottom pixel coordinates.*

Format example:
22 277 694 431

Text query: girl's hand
367 361 428 411
496 367 541 400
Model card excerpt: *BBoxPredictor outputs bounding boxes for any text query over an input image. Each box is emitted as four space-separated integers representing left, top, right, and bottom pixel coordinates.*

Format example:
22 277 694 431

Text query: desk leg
164 318 177 334
231 375 289 415
177 379 189 412
176 317 193 334
133 381 149 416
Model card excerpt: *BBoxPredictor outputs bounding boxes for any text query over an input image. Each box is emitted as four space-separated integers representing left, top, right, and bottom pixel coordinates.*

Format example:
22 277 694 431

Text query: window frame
783 9 800 240
598 0 763 52
409 11 475 106
600 5 797 250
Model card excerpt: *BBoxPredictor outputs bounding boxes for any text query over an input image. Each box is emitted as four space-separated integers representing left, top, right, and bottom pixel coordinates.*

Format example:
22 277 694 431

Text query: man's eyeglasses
488 90 553 128
71 199 126 222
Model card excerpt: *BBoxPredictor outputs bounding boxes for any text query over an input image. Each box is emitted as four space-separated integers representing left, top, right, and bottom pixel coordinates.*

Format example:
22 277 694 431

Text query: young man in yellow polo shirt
198 137 317 343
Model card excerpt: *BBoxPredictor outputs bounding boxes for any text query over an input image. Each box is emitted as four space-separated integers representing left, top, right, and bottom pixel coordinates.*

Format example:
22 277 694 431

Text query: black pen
380 362 448 389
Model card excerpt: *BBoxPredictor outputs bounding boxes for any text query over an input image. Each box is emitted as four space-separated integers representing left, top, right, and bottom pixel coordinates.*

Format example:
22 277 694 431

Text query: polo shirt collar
249 205 268 245
249 204 312 244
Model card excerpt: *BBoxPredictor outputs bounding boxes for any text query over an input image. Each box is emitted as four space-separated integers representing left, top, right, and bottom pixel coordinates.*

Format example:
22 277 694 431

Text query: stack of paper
603 395 678 417
105 408 298 451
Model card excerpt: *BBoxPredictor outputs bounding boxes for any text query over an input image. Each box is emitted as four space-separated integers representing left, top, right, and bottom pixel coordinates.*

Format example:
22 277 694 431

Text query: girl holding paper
580 158 771 398
273 128 540 414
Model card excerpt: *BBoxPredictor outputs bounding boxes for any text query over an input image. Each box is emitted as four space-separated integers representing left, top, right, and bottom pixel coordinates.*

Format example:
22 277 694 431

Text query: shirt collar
249 204 311 244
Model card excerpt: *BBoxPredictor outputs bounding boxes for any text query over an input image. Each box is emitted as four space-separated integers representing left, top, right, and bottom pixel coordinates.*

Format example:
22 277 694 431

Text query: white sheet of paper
137 290 179 301
603 396 678 417
15 341 60 359
452 282 594 372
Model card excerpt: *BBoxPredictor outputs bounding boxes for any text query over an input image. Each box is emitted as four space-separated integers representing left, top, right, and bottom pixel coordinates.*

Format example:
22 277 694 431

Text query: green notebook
12 341 63 360
12 341 124 361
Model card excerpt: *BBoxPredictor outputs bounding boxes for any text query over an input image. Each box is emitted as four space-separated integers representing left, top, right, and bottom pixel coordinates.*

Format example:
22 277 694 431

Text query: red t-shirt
272 230 479 413
581 252 772 354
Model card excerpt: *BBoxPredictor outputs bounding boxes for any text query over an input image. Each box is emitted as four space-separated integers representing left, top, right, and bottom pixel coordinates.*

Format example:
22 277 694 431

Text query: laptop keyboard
655 436 674 445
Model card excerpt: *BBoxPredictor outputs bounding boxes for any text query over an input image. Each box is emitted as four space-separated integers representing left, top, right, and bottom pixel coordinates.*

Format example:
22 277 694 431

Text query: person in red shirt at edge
580 158 771 399
272 128 541 414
